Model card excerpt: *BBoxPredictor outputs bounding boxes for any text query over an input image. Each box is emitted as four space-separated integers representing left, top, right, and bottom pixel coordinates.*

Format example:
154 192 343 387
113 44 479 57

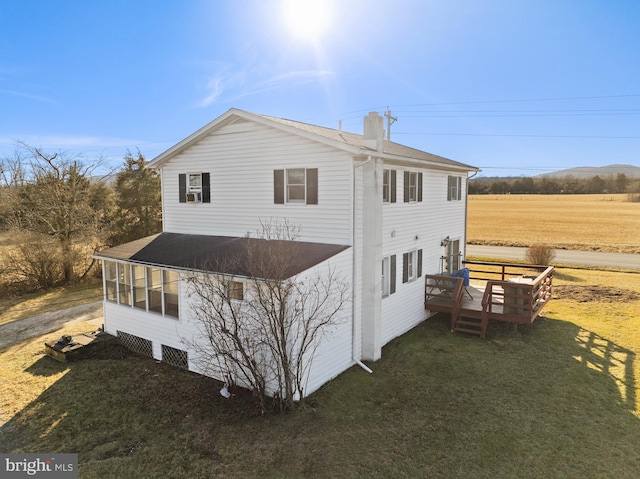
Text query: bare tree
1 143 113 289
184 220 349 413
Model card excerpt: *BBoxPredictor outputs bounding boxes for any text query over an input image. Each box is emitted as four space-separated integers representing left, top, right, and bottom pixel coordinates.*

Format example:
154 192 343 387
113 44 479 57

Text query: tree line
0 143 161 295
469 173 640 196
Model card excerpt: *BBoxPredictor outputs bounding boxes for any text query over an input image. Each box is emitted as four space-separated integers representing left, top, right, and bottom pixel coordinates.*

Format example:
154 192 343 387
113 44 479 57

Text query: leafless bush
184 220 349 413
525 243 556 265
6 231 64 290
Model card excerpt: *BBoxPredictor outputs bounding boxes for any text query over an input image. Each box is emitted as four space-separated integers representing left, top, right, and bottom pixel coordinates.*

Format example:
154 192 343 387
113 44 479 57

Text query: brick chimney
363 112 384 152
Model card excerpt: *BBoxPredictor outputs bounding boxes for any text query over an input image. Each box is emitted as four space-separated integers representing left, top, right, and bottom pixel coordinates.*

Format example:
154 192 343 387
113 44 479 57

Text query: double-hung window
178 172 211 203
381 255 396 297
105 262 117 302
402 249 423 283
274 168 318 204
163 270 179 318
228 281 244 301
383 169 397 203
287 168 306 203
188 173 202 196
403 171 423 202
448 175 462 201
132 265 146 310
117 263 131 306
147 267 163 314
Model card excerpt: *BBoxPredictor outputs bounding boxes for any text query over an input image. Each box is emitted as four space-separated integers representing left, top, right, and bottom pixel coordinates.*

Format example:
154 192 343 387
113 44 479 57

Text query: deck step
453 327 483 336
453 317 484 336
456 319 482 327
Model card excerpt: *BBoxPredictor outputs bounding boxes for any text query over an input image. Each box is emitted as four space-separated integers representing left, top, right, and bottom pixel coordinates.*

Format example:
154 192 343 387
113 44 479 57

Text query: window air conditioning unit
186 192 201 203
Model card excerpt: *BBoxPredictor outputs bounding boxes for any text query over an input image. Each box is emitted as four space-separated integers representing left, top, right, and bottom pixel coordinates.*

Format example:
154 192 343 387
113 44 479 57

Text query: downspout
464 170 479 262
352 154 374 374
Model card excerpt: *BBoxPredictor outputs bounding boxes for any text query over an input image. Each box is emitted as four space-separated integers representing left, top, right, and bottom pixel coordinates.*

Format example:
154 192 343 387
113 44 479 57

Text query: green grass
1 267 639 478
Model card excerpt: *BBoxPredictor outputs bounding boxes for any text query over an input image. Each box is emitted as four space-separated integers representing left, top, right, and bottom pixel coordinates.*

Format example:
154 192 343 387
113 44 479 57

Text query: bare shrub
525 243 556 265
6 231 64 290
184 220 350 413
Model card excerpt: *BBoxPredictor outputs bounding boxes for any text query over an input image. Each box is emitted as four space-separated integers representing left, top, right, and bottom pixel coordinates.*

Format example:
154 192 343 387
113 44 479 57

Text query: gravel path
467 245 640 270
0 301 103 350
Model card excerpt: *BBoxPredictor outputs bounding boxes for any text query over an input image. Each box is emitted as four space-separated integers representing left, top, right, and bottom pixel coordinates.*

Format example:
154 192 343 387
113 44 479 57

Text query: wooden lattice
161 344 188 370
117 331 153 358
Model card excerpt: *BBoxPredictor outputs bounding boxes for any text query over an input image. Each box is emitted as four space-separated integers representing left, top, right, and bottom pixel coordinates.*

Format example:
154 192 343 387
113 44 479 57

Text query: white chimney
363 112 384 152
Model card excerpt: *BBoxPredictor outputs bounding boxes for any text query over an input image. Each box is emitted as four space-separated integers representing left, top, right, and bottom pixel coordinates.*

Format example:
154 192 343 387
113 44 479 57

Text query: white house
95 108 478 397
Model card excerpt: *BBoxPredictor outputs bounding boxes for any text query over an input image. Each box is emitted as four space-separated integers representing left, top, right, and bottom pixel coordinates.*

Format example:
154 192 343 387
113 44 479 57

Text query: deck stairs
452 317 484 336
425 262 554 340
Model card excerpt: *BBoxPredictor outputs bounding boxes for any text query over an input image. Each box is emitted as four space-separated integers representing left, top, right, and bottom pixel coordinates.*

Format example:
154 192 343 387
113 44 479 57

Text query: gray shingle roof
95 233 350 280
150 108 478 172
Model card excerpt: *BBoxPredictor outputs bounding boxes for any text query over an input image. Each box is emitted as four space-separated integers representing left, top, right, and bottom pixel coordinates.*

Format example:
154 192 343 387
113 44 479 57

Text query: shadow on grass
2 317 640 478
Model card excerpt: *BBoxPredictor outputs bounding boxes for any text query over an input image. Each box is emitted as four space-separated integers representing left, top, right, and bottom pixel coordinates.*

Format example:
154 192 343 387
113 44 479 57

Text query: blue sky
1 0 639 177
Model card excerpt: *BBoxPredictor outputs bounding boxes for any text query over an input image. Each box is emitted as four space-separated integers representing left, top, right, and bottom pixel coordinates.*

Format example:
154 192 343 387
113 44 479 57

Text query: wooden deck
425 261 554 338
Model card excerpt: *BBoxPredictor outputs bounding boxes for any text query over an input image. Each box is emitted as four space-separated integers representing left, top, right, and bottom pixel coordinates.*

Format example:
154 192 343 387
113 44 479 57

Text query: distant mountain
536 164 640 179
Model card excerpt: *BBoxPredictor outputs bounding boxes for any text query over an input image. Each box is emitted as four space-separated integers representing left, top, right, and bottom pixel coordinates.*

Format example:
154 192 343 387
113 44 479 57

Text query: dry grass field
468 194 640 254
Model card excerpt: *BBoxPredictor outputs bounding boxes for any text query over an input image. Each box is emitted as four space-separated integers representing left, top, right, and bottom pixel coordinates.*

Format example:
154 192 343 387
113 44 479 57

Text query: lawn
1 267 639 478
468 194 640 254
0 279 103 327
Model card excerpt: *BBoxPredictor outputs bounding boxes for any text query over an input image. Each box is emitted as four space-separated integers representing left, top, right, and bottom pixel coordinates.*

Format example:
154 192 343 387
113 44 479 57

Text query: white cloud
196 69 334 107
0 88 57 104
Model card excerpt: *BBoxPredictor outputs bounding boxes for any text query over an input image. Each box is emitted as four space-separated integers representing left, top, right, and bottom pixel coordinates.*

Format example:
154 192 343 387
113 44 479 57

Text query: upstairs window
179 173 211 203
448 175 462 201
404 171 423 203
189 173 202 193
383 169 397 203
274 168 318 204
287 168 306 202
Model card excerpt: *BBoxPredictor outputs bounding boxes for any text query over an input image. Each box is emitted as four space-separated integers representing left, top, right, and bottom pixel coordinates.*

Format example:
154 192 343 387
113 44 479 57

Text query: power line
393 132 640 139
386 93 640 108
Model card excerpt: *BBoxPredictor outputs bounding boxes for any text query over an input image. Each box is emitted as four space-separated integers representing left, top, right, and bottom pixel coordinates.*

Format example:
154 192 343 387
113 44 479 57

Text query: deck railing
424 274 465 330
471 261 554 323
426 260 554 335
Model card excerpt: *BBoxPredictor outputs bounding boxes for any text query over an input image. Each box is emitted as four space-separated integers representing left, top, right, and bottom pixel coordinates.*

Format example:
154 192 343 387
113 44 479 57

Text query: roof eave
354 151 479 173
148 108 362 168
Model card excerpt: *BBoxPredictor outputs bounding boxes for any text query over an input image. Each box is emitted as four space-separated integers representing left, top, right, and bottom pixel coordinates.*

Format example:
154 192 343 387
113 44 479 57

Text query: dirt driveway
0 301 103 350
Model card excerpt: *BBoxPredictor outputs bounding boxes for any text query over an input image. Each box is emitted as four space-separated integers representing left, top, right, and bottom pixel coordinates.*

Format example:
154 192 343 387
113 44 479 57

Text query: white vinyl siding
380 168 467 344
101 248 354 400
161 120 352 244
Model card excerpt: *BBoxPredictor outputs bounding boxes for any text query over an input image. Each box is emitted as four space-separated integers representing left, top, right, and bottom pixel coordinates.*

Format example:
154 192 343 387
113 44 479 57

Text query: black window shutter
402 253 409 283
447 176 452 201
306 168 318 204
457 177 462 200
202 173 211 203
417 249 423 277
274 170 285 204
390 255 396 294
403 171 410 203
418 172 423 202
178 174 186 203
390 170 397 203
